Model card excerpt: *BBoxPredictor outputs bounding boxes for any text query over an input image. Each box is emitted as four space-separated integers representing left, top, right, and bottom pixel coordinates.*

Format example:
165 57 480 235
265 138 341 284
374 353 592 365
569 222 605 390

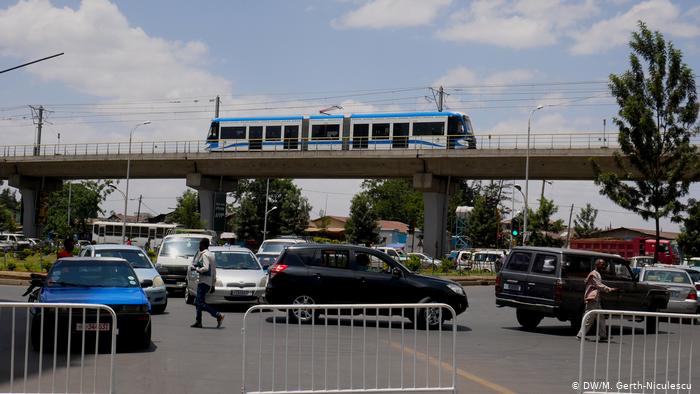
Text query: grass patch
0 252 57 273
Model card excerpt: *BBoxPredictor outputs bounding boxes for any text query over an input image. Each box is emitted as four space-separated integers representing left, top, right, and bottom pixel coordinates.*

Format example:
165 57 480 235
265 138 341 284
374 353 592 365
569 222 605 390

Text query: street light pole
263 206 277 241
123 121 151 243
523 105 543 246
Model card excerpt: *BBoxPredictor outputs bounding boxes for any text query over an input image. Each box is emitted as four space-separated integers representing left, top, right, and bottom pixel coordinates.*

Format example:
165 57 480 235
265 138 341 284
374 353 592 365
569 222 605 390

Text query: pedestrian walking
57 238 75 259
577 258 618 341
190 238 224 328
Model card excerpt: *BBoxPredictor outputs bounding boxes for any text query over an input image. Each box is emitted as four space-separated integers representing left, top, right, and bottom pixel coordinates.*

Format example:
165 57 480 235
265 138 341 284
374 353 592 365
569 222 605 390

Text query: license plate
76 323 110 332
230 290 251 296
504 283 521 291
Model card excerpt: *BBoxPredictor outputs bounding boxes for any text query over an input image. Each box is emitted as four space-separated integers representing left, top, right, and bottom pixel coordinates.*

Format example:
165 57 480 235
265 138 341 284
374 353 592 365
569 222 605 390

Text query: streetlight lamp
263 206 278 241
123 121 151 243
523 105 543 246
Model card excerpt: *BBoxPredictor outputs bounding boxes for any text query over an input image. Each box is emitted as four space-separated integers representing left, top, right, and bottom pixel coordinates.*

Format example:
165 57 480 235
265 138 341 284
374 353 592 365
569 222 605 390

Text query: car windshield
259 241 294 254
643 270 691 284
160 238 203 258
47 260 139 288
474 253 500 262
213 251 261 270
94 249 152 269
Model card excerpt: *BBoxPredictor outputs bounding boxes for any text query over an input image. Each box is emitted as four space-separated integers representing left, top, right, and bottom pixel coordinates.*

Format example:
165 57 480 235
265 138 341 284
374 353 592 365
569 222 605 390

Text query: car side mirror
392 267 402 278
141 279 153 288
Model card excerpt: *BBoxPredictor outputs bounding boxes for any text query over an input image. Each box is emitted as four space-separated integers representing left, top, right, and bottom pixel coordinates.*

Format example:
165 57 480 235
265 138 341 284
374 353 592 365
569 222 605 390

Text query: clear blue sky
1 0 699 232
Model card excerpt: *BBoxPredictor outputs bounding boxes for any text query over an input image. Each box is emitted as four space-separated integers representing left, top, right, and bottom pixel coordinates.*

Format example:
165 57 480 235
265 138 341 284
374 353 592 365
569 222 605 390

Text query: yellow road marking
388 341 517 394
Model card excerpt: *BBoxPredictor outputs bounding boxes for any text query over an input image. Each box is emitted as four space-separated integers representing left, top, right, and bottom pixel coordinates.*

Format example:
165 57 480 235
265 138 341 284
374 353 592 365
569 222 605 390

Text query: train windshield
207 121 219 141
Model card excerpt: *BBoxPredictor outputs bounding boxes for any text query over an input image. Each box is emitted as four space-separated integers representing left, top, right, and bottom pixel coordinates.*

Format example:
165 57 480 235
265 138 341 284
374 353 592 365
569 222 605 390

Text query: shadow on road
264 315 471 332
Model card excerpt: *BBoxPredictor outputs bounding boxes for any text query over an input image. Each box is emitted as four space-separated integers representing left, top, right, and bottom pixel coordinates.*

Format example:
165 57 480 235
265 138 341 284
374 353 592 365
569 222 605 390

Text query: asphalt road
1 284 698 394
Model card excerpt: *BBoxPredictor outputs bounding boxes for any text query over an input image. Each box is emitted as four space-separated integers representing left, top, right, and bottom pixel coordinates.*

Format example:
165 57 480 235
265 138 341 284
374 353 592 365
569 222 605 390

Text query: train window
156 228 164 238
105 225 113 236
140 227 149 238
311 124 340 140
221 126 246 140
265 126 282 141
207 122 220 141
413 122 444 136
352 124 369 149
371 123 390 139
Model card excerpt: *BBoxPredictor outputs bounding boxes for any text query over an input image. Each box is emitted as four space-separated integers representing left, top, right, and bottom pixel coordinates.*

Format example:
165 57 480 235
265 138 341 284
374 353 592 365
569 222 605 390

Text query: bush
41 260 53 272
6 262 16 271
405 255 422 272
22 262 33 272
439 258 454 273
17 248 33 261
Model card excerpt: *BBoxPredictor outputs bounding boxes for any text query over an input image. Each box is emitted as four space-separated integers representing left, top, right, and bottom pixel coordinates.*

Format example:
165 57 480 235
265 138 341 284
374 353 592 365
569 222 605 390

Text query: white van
156 233 214 291
373 246 408 263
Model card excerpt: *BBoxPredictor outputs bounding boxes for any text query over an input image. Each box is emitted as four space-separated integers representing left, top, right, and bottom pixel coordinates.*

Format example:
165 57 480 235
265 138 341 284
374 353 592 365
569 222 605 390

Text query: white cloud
569 0 700 55
331 0 451 29
433 66 537 89
0 0 230 101
436 0 599 49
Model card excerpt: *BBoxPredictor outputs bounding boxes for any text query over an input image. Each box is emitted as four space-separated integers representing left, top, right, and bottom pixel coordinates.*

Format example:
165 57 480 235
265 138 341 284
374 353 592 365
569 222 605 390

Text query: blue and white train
206 111 476 151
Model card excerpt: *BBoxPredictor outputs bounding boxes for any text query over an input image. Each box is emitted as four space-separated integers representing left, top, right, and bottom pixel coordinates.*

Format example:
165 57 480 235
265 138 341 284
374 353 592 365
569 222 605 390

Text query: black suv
265 244 469 327
495 247 669 332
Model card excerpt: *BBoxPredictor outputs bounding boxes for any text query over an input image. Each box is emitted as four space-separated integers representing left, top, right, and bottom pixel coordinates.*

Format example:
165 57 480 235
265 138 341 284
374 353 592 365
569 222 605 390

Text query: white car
256 238 307 268
80 244 168 313
408 252 439 268
185 246 267 306
156 233 214 292
373 246 408 263
470 250 506 272
0 233 31 250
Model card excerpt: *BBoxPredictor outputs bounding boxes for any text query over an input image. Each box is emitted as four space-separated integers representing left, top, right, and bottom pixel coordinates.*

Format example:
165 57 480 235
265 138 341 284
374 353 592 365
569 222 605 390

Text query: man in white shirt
190 238 224 328
577 259 617 341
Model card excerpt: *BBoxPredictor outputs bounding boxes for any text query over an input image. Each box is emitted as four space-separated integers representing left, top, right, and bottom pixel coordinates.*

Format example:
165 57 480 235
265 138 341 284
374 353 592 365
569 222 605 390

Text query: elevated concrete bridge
2 133 698 257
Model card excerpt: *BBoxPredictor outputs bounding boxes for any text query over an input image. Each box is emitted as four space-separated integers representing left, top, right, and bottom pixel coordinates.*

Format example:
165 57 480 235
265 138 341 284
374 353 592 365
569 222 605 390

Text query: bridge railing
1 132 697 158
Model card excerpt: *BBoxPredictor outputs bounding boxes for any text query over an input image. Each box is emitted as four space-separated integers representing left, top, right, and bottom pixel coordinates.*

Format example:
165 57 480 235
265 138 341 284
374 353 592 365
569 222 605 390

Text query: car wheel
139 323 152 349
287 294 318 324
185 288 195 305
516 309 543 330
152 301 167 314
409 298 447 330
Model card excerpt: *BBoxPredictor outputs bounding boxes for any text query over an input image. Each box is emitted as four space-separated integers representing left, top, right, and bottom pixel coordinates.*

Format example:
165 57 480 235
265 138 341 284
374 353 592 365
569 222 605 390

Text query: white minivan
156 233 214 292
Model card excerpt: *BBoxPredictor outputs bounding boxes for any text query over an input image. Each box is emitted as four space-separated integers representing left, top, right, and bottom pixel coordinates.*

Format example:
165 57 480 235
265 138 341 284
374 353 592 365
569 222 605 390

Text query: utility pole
566 204 574 248
215 95 220 118
30 105 44 156
67 182 72 227
136 195 143 223
438 86 444 112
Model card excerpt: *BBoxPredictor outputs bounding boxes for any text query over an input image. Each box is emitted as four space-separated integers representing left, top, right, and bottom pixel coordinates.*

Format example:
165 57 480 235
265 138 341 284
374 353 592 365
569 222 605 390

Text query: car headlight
122 304 148 313
447 283 465 296
152 276 165 288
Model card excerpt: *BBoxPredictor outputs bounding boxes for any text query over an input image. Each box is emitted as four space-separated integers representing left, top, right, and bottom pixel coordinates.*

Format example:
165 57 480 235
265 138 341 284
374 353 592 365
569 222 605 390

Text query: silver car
682 266 700 313
185 246 267 306
80 244 168 313
638 267 697 314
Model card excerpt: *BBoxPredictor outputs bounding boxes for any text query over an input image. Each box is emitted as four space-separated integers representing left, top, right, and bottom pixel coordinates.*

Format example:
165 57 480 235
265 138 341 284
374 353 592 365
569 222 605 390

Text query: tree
171 190 202 229
526 197 565 247
0 189 19 232
345 192 380 246
573 203 599 238
45 180 114 239
231 179 311 245
450 180 509 247
593 22 699 263
361 179 423 233
466 193 499 248
678 199 700 258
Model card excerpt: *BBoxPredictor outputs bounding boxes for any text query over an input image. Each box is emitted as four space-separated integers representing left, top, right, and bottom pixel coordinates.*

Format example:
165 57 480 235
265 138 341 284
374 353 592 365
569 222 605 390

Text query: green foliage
466 193 501 248
678 199 700 258
574 203 600 238
171 189 203 229
361 179 423 232
41 260 53 273
527 197 565 247
405 255 422 272
438 258 453 273
0 189 19 233
17 249 33 261
345 192 380 246
311 236 342 244
593 22 699 258
231 179 311 245
45 180 114 239
6 261 16 271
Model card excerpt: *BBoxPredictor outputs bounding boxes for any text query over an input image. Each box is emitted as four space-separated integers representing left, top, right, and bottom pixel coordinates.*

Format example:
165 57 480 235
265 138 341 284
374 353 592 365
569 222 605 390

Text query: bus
206 111 476 152
91 221 178 249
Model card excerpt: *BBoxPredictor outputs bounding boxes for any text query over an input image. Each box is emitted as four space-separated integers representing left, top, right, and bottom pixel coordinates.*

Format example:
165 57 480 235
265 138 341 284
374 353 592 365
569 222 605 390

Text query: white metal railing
0 302 117 394
241 303 457 394
577 309 699 394
4 132 698 158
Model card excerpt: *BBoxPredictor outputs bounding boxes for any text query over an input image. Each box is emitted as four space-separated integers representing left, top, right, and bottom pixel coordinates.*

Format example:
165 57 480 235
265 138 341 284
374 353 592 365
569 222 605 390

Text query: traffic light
511 217 520 237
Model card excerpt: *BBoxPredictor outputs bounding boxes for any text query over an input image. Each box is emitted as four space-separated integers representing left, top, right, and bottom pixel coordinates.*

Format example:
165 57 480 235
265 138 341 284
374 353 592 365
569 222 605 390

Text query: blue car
30 257 152 350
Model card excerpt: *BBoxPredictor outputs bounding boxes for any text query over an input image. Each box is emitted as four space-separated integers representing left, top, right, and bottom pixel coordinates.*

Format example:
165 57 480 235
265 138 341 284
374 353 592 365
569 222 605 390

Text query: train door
283 125 300 150
370 122 391 150
351 123 369 149
249 126 263 150
392 122 409 148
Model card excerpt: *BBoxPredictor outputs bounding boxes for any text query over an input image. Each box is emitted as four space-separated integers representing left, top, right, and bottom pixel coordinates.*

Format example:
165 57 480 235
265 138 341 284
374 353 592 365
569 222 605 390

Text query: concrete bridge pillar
413 173 456 259
8 175 62 237
185 174 237 231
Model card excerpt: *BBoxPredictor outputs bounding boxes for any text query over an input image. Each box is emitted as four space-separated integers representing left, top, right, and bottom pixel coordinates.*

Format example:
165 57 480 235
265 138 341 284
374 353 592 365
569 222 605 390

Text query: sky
1 0 699 233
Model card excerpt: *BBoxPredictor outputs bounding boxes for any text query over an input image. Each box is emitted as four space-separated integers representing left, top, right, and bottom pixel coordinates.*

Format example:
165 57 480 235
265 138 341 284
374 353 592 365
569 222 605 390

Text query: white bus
91 221 178 249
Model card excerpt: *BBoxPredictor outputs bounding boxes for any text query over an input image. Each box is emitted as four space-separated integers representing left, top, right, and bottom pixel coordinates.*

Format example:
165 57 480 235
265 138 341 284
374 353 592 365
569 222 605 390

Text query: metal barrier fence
577 309 699 394
241 303 457 394
0 302 117 394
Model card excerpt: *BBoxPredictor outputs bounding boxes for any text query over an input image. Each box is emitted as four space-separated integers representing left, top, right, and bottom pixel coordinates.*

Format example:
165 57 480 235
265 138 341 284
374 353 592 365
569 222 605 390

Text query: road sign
213 192 227 232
